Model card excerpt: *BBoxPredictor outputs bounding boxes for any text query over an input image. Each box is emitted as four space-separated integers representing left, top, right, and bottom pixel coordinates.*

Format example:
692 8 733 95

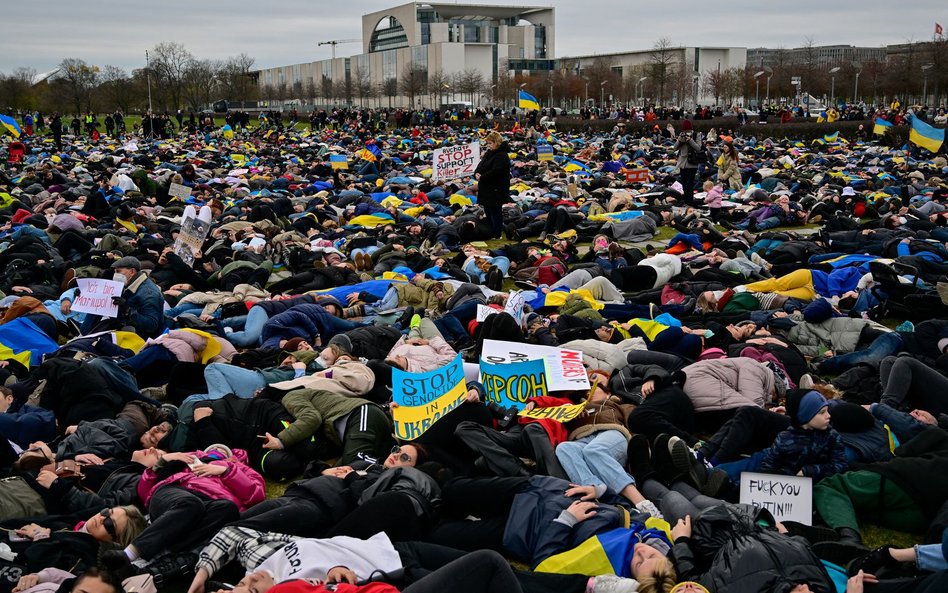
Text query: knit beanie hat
828 401 874 433
787 389 828 427
802 298 835 323
260 450 304 482
283 337 307 352
328 333 354 355
681 119 693 131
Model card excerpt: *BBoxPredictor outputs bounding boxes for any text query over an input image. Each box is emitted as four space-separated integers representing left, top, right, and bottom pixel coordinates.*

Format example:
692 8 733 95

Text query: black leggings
394 542 589 593
328 491 430 542
703 406 790 463
234 495 336 538
135 486 239 559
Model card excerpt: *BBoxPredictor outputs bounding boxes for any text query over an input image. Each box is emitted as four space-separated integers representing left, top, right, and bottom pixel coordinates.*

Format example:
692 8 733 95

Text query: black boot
651 434 683 486
812 528 868 567
625 434 656 483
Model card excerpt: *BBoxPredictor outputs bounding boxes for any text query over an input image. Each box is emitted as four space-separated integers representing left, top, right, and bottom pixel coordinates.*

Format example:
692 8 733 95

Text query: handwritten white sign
739 471 813 524
433 141 480 181
476 304 499 322
168 182 192 200
504 290 526 325
481 339 590 392
73 278 124 318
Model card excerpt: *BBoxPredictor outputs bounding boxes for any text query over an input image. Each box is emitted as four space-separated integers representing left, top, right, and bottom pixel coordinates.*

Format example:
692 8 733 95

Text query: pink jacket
386 336 457 373
142 330 237 363
136 449 264 511
705 185 724 208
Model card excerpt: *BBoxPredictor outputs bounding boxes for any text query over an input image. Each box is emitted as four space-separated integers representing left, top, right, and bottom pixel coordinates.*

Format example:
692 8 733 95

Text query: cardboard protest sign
536 144 554 162
517 401 588 423
476 304 498 322
330 154 348 170
504 291 526 326
168 182 192 200
479 358 548 409
739 472 813 524
481 340 589 391
172 205 212 267
73 278 123 318
391 354 467 440
433 141 480 180
622 168 650 183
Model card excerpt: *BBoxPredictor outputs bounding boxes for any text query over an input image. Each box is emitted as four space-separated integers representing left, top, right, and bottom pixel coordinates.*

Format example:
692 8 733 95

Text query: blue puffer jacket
260 303 337 349
0 404 56 448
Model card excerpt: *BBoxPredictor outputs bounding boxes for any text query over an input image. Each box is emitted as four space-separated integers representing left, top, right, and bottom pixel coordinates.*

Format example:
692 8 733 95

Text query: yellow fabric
0 344 32 369
114 331 145 353
380 196 403 208
382 271 409 281
743 269 816 300
624 319 670 341
179 328 222 364
449 194 473 207
348 214 395 228
116 218 138 234
535 536 614 577
540 289 604 310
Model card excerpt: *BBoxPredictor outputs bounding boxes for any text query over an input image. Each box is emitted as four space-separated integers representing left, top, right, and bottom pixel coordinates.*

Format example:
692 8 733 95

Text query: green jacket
278 389 374 447
722 292 761 314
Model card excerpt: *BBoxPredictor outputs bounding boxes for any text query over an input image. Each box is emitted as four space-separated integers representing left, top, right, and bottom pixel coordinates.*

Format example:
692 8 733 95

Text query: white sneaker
635 499 664 520
799 373 815 389
592 574 640 593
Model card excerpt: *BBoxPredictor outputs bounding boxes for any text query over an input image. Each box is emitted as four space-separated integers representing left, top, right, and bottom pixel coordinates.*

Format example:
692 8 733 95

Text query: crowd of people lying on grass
1 114 948 593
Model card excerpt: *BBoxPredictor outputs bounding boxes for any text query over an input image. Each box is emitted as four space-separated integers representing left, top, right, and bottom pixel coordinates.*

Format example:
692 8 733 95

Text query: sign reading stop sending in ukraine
433 141 481 181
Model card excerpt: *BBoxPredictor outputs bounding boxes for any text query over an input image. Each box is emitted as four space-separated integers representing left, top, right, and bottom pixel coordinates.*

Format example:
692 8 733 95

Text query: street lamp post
922 63 934 106
829 66 840 106
600 80 608 111
518 82 527 114
765 69 773 105
584 78 589 105
753 70 765 109
852 61 862 104
637 76 647 107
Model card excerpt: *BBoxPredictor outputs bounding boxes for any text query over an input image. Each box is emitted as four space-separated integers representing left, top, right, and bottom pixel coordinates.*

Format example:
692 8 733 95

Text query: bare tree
456 68 484 104
57 58 100 115
149 41 194 110
381 78 398 108
0 68 38 111
181 59 219 112
355 70 373 107
399 64 427 108
217 53 257 102
98 65 142 114
649 37 679 105
428 69 451 107
320 76 334 105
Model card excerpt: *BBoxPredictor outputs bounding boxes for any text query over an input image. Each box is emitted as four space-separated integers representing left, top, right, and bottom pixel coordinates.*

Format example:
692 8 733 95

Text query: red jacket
519 395 573 446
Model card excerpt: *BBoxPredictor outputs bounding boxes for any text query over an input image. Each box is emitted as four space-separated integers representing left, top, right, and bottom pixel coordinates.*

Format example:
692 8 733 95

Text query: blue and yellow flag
823 132 839 144
0 318 58 368
563 159 590 173
519 90 540 111
909 116 945 153
873 118 894 136
0 115 21 137
329 154 348 170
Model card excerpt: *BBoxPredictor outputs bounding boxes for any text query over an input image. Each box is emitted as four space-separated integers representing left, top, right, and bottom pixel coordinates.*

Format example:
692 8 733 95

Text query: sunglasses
390 446 413 464
99 508 118 540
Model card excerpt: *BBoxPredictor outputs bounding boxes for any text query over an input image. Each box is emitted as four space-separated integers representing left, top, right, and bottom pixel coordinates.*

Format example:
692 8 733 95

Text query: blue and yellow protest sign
329 154 349 170
536 144 554 162
479 358 548 410
392 354 466 439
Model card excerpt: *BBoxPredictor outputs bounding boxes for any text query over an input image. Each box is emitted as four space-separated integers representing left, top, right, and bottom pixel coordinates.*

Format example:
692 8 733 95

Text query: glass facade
383 49 397 81
370 16 409 52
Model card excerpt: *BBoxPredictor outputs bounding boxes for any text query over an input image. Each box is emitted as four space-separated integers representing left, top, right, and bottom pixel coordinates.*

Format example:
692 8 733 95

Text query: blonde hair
116 505 147 548
638 557 677 593
696 292 715 314
485 131 503 146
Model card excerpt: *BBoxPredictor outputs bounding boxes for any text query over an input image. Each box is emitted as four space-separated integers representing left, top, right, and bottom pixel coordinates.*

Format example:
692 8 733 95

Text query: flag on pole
519 90 540 111
873 117 894 136
909 115 945 153
0 115 21 138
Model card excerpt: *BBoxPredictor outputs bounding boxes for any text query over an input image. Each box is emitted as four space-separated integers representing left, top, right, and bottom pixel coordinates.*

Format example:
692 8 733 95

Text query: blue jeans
203 363 268 398
433 301 479 342
165 303 206 318
555 430 634 493
226 307 270 347
916 543 948 571
667 233 704 251
463 256 511 282
716 450 767 484
819 332 904 374
365 286 400 312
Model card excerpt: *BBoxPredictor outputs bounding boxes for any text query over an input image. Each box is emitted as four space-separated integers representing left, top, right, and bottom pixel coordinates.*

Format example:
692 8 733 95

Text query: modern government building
250 2 899 110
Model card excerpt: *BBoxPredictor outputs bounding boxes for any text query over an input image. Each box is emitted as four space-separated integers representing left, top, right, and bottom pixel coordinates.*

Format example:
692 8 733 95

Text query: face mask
112 273 128 286
316 355 332 369
898 216 908 225
703 330 715 339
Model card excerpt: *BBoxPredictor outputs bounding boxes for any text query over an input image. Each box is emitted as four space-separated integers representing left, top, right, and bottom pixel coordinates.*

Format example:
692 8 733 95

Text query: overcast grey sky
2 0 945 73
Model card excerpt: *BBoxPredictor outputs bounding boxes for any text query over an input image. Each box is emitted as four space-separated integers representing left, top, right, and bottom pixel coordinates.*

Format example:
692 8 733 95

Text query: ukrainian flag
873 118 894 136
909 115 945 153
823 132 839 144
0 115 21 137
563 159 590 172
535 523 671 577
0 318 58 368
519 90 540 111
329 154 349 170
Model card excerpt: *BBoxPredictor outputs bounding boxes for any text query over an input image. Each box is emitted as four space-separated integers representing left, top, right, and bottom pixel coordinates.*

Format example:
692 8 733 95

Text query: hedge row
442 116 910 143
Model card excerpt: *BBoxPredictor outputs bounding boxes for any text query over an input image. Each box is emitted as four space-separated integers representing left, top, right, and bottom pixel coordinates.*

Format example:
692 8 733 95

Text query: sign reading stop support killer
391 354 467 440
433 141 480 180
480 358 548 410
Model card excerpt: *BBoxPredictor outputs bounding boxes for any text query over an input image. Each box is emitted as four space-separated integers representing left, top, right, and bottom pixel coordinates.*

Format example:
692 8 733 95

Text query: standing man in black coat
474 131 511 239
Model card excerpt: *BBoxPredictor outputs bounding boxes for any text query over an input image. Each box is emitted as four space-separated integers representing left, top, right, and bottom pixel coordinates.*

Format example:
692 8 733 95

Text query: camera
486 401 520 430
